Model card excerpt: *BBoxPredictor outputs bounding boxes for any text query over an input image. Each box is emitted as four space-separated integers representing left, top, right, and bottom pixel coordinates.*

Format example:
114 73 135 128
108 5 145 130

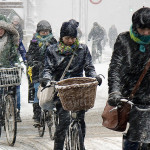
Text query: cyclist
108 24 118 50
26 20 57 123
88 22 105 63
108 7 150 150
41 19 102 150
0 14 21 121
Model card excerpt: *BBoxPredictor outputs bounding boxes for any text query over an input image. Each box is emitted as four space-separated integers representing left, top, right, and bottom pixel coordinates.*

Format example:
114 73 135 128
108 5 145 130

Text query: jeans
16 85 20 110
34 82 40 103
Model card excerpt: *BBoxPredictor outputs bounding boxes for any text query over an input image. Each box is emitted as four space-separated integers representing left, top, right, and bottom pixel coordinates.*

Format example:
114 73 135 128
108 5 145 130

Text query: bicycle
115 99 150 150
34 80 58 140
34 108 58 140
56 77 98 150
0 64 22 146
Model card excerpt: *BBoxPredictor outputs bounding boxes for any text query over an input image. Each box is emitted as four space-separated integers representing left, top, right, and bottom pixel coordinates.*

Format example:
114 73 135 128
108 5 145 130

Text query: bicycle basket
0 67 22 87
56 77 98 111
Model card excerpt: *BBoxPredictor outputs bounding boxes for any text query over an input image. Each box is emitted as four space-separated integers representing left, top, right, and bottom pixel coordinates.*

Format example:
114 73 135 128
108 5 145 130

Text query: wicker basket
56 77 98 111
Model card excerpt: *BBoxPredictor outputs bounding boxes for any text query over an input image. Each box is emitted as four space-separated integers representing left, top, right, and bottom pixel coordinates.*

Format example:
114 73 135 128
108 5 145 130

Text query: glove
95 75 102 86
40 78 49 87
108 92 122 106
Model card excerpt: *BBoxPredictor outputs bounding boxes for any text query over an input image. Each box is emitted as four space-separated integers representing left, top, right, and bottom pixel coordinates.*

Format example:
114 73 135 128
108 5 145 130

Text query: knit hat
60 19 79 38
36 20 52 33
132 7 150 29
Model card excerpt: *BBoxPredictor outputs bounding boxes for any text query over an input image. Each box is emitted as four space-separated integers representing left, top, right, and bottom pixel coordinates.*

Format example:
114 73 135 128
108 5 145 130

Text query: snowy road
0 46 124 150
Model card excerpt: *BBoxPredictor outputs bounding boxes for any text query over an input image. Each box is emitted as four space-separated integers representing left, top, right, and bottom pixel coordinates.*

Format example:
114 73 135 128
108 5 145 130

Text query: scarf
34 33 53 55
58 39 79 55
130 25 150 52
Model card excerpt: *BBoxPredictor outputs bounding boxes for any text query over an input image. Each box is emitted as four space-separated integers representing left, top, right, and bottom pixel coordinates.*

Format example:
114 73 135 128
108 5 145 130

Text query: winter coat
26 35 57 83
0 20 19 67
88 25 104 41
43 43 97 81
108 31 150 142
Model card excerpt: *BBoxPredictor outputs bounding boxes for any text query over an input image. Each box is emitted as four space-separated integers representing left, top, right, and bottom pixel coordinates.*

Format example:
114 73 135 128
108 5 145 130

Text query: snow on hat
132 7 150 29
60 19 79 38
36 20 52 33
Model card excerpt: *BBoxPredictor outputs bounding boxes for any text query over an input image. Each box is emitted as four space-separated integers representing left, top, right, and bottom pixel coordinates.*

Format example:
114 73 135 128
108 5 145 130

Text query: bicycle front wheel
47 110 58 140
38 110 45 137
5 95 17 146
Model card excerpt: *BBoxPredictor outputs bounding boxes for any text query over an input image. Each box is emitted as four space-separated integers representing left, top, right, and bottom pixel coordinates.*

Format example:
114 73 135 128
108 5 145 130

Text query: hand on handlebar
108 92 122 106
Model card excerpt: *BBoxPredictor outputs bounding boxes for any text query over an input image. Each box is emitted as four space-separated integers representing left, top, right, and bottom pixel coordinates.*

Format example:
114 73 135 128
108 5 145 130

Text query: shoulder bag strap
129 58 150 99
59 53 75 81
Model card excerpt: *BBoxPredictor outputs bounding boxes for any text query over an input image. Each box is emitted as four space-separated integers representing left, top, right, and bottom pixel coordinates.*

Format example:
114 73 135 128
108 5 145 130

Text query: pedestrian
108 24 118 49
108 7 150 150
88 22 104 63
41 19 102 150
0 14 22 121
26 20 57 123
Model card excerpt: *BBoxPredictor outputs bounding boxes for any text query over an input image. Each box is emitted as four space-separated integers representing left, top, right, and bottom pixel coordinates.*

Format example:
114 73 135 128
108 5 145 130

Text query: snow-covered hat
0 14 19 45
36 20 52 33
60 19 78 38
132 7 150 29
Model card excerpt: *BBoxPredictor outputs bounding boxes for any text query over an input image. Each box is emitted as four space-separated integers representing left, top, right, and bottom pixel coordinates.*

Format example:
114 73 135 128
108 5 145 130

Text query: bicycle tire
38 111 45 137
5 94 17 146
65 122 84 150
48 111 58 140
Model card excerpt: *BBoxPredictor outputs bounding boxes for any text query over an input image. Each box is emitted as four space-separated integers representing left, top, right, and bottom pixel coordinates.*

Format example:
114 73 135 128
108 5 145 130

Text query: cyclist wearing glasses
108 7 150 150
26 20 57 123
42 19 102 150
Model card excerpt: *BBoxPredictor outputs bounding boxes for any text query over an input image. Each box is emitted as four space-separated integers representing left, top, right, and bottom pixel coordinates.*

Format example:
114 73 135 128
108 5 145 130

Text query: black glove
95 75 102 86
108 92 122 106
40 78 49 87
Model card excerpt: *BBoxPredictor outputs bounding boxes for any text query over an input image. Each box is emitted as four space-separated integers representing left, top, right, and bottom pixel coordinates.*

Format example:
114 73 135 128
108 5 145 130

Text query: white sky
35 0 150 38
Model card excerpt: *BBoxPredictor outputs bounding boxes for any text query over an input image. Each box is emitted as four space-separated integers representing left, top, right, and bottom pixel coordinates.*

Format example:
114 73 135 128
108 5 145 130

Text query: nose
143 30 150 36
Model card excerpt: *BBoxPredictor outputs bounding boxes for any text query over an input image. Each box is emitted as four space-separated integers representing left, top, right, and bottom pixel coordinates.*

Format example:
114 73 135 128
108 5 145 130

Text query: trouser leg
54 104 70 150
122 134 140 150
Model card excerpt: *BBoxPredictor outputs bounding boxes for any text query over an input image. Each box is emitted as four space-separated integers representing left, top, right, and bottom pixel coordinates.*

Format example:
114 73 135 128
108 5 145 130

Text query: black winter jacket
26 37 57 83
43 43 97 81
108 31 150 105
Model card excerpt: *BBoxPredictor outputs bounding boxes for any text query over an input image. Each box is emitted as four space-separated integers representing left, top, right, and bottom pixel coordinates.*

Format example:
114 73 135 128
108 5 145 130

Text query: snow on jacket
43 43 97 81
0 20 19 67
108 31 150 105
26 35 57 83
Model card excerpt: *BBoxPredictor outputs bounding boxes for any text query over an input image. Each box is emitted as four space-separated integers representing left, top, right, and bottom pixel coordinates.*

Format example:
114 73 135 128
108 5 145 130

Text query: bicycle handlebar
110 99 150 112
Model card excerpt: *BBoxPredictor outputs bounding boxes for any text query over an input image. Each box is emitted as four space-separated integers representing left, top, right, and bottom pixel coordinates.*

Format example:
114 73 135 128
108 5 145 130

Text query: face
62 36 76 46
0 28 5 37
137 28 150 36
13 21 19 25
39 30 50 36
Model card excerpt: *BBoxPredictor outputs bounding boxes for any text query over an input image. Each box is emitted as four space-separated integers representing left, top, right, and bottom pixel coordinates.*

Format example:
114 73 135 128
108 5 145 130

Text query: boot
16 110 22 122
33 103 41 123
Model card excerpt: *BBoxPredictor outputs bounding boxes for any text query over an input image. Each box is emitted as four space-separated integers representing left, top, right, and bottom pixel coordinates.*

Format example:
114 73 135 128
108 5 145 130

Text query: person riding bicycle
108 7 150 150
41 19 102 150
26 20 57 123
108 24 118 50
0 14 21 121
88 22 104 63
